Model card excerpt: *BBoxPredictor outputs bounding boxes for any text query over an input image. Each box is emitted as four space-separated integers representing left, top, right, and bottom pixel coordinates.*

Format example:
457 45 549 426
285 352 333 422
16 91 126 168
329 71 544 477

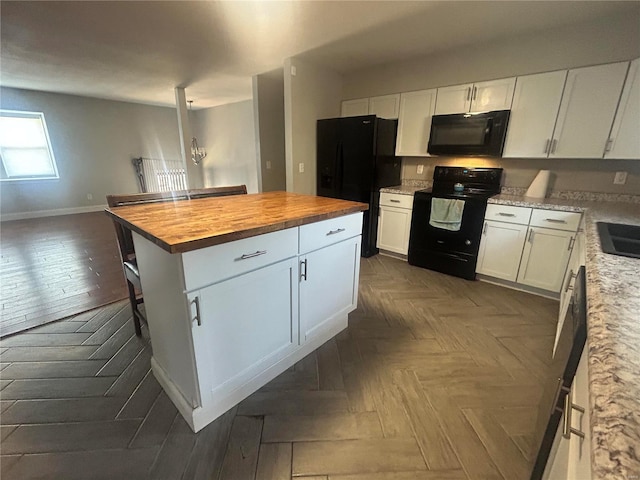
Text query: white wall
253 69 286 192
340 11 640 194
342 12 640 99
0 87 182 218
284 58 343 195
193 100 259 194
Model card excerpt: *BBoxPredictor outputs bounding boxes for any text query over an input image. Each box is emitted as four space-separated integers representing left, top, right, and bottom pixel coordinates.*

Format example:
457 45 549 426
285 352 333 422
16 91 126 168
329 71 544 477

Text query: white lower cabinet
188 258 298 404
300 236 360 342
477 205 581 295
517 227 574 292
476 220 528 281
377 192 413 256
544 348 591 480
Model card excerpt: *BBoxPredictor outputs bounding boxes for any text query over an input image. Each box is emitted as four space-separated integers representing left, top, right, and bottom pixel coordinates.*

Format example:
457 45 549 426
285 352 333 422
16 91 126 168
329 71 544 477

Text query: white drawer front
299 213 363 254
485 204 532 225
530 209 581 231
380 192 414 209
182 227 298 291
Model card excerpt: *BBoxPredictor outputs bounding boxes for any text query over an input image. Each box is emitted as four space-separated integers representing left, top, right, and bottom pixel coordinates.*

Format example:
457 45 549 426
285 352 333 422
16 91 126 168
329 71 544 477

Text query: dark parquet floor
0 254 558 479
0 212 128 337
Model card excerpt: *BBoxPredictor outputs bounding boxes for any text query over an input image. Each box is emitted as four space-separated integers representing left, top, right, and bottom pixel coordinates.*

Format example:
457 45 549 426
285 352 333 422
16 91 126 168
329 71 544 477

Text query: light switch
417 164 424 175
298 163 305 173
266 161 272 170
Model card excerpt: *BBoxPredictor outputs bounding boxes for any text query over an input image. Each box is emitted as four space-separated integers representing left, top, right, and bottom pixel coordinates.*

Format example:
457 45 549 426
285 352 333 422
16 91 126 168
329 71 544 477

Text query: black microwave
427 110 510 157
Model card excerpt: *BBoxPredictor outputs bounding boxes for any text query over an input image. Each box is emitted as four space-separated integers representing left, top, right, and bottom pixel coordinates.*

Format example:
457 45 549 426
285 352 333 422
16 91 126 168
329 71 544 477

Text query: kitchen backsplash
401 156 640 198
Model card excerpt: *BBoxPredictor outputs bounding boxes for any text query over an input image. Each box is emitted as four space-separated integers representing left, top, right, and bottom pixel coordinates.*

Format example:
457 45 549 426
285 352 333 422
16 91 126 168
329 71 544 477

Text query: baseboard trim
1 205 108 222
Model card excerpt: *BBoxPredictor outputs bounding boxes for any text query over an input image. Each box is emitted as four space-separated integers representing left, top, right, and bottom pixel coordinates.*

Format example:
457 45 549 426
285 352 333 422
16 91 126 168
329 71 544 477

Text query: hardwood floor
0 254 558 479
0 212 128 336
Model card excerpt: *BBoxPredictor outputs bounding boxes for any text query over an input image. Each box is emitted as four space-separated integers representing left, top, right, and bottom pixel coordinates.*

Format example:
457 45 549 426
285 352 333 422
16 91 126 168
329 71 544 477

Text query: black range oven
408 166 503 280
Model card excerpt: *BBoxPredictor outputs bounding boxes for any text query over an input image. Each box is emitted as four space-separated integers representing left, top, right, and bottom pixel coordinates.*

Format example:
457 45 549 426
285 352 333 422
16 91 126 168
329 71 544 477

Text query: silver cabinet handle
567 236 576 251
527 229 534 243
545 139 551 155
239 250 267 260
604 138 613 154
466 87 471 101
545 218 567 224
482 222 488 235
191 296 201 326
300 259 307 281
389 199 401 203
550 139 558 154
498 212 516 217
327 228 346 236
564 269 575 293
472 86 477 101
562 386 586 439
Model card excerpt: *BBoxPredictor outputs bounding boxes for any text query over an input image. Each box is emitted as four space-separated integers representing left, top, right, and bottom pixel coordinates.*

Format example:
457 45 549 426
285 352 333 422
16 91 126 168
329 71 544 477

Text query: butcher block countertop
105 191 368 254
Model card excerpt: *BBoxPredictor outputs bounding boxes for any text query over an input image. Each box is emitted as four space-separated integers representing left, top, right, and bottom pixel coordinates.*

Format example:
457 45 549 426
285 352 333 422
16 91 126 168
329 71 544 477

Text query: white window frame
0 109 59 181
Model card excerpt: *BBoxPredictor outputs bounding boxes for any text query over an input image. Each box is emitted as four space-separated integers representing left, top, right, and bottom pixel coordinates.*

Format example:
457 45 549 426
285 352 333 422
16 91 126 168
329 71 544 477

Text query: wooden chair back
187 185 247 199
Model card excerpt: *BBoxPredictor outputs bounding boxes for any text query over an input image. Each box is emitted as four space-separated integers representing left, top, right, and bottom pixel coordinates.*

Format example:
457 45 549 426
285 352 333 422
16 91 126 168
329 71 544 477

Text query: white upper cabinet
551 61 628 159
434 83 473 115
502 70 568 158
369 94 400 119
605 58 640 159
395 89 437 156
434 78 515 115
471 78 516 112
341 98 369 117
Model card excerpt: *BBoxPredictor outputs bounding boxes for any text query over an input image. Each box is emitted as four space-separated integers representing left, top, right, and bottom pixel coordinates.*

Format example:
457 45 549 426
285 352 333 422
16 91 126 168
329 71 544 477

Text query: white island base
132 213 362 432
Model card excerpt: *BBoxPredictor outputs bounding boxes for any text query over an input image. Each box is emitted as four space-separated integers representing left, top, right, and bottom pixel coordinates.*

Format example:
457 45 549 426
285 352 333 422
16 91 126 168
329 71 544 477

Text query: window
0 110 59 181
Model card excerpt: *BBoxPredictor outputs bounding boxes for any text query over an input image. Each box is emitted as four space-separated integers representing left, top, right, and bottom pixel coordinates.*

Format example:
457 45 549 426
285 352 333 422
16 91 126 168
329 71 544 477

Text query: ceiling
1 1 638 109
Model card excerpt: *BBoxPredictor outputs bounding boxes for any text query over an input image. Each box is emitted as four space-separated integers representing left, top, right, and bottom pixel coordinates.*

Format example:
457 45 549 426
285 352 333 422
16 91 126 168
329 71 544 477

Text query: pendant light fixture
188 100 206 166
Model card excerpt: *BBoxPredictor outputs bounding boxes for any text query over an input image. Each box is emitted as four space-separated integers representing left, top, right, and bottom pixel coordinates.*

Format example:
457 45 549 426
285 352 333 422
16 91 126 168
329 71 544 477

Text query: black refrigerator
317 115 401 257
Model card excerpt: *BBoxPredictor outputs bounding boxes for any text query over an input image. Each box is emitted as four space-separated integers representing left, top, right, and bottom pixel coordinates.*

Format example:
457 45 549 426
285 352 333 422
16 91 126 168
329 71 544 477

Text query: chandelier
188 101 206 166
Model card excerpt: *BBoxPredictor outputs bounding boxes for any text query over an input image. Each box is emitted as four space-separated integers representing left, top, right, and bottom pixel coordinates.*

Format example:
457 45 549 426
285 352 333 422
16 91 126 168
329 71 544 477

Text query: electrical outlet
298 162 305 173
266 160 272 170
291 65 297 76
614 171 628 185
417 164 424 175
87 193 93 200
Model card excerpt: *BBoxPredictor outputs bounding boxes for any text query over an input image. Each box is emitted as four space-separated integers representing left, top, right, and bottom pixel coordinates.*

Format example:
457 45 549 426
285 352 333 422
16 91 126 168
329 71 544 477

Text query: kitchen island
106 191 368 432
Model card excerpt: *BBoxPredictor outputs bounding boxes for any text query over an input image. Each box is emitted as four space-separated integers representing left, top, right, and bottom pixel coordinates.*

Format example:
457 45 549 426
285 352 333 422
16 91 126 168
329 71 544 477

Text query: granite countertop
380 185 426 195
489 194 640 478
105 192 368 254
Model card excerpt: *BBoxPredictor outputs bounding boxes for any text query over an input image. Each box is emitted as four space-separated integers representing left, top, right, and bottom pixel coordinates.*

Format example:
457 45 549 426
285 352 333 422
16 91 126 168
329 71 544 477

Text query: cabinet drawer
485 204 532 225
380 192 414 209
299 213 363 254
530 209 581 231
182 228 298 291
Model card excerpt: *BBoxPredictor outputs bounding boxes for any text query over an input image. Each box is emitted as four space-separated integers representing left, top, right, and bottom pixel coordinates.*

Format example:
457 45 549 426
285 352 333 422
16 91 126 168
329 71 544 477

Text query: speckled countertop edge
380 185 427 195
489 194 640 478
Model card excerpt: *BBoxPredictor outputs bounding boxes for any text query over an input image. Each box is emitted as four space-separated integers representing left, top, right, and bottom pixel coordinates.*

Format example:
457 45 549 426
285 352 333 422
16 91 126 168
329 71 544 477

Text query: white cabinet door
476 220 528 282
503 70 567 158
551 62 628 158
189 258 298 404
567 348 592 480
377 205 412 255
396 89 437 156
299 237 360 342
517 227 573 292
606 58 640 159
470 77 516 112
341 98 369 117
435 83 473 114
369 94 400 119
